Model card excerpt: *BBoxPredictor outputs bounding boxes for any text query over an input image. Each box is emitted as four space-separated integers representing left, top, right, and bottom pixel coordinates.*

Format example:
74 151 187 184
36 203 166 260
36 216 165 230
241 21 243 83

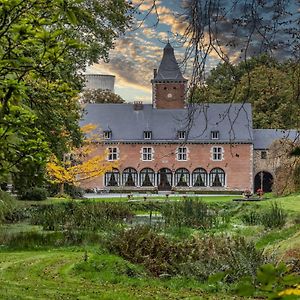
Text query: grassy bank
0 191 299 299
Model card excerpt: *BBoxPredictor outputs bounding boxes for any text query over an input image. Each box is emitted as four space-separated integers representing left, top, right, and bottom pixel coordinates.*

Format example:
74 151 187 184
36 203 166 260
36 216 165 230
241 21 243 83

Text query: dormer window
211 130 219 140
144 131 152 140
178 130 186 139
104 130 112 139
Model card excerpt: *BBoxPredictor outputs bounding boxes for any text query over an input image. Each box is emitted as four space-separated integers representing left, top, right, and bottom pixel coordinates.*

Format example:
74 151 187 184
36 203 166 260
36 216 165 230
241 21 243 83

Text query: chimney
153 68 157 78
133 101 143 110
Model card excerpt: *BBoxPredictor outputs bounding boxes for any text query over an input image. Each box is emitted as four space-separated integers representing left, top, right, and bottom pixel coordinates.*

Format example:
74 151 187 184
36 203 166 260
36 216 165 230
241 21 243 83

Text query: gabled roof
152 43 187 82
253 129 300 149
80 103 253 143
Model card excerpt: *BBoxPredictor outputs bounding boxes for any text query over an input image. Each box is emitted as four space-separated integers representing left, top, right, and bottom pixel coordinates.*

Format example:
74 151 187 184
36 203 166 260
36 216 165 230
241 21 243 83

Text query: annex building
81 43 297 193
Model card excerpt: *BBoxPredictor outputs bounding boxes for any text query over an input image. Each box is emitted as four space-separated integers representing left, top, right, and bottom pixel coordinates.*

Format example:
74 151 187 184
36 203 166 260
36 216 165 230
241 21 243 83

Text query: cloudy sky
87 0 191 103
87 0 299 103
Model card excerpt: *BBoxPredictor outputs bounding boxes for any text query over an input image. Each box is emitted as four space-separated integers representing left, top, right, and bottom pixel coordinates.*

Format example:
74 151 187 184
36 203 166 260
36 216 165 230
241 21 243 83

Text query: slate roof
253 129 300 149
81 103 254 143
152 43 187 82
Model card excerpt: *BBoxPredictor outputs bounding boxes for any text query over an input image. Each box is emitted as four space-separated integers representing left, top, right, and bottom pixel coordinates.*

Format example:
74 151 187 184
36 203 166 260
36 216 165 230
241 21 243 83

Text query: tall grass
162 198 230 230
109 225 267 282
30 201 133 231
241 202 287 229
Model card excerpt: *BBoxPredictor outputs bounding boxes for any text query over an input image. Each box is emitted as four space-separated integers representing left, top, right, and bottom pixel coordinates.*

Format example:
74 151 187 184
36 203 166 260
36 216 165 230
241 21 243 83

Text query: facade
80 43 298 193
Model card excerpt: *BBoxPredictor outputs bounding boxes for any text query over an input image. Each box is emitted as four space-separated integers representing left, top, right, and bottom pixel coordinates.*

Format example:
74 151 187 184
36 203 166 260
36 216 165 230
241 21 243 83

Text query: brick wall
153 82 186 109
81 143 253 192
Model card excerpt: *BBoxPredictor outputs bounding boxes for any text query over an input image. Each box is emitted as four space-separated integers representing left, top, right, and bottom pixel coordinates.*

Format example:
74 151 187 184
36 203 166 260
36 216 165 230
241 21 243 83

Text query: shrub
161 198 228 229
0 190 16 223
19 187 48 201
0 230 103 249
241 211 261 225
240 202 287 229
64 184 84 198
260 202 287 229
109 226 267 281
30 201 133 231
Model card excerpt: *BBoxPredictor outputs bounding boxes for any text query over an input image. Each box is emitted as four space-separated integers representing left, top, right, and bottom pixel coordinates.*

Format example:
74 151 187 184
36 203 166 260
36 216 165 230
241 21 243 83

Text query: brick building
80 43 298 193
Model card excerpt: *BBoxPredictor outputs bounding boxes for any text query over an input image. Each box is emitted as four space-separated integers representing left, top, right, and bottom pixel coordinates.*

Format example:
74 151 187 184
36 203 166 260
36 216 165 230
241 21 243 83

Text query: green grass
0 248 242 300
2 191 300 299
255 224 300 249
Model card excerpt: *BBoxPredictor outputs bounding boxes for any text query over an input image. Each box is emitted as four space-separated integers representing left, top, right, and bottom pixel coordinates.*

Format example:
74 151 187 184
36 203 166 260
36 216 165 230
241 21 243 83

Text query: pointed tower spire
153 43 186 82
151 43 188 109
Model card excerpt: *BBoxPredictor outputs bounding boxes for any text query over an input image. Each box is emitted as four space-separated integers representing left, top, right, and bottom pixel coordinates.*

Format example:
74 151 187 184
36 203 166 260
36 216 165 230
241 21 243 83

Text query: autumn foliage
46 124 117 193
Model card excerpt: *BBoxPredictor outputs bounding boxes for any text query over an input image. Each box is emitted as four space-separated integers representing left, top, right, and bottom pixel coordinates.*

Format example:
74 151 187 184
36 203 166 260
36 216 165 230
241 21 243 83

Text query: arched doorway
254 171 273 193
157 168 172 191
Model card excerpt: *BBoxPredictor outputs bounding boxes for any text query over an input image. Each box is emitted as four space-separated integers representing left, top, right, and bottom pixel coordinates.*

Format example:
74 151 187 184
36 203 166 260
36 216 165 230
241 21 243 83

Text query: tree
46 124 118 195
81 89 125 104
190 57 300 129
0 0 132 184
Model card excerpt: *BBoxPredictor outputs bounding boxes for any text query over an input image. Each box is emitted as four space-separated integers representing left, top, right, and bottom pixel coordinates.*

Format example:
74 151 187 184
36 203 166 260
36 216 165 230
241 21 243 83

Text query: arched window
140 168 155 187
104 168 120 187
174 168 190 187
157 168 172 190
209 168 225 187
192 168 207 187
122 168 138 187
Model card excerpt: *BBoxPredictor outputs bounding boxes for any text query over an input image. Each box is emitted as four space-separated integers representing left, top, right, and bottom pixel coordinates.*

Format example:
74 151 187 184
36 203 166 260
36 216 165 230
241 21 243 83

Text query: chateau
81 43 296 193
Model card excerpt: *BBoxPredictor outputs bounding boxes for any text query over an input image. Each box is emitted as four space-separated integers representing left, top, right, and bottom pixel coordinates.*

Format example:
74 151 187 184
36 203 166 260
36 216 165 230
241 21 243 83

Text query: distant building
84 74 115 92
80 43 299 193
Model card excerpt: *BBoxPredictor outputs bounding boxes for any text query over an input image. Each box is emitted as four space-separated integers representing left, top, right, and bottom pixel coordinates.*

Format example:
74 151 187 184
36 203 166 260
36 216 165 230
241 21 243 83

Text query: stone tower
151 43 187 109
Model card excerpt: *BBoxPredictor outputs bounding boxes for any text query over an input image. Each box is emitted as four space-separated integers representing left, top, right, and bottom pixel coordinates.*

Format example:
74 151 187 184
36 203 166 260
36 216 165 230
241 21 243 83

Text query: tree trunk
60 183 64 195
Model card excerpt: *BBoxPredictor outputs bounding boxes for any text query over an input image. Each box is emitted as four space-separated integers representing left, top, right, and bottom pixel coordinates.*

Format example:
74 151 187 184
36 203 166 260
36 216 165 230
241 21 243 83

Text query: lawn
0 249 239 300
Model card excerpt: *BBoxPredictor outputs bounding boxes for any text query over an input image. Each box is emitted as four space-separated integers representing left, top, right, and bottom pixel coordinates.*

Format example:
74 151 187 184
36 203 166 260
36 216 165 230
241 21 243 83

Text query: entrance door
157 168 172 191
254 171 274 192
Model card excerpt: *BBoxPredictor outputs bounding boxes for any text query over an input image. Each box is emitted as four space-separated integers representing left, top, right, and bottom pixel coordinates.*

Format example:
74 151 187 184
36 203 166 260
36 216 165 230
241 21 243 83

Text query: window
123 168 138 186
192 168 207 187
144 131 152 139
104 130 112 139
105 169 120 186
174 168 190 186
107 147 118 161
261 151 267 159
141 147 153 161
211 131 219 140
177 147 187 161
209 168 225 187
211 146 223 161
140 168 155 186
178 130 186 139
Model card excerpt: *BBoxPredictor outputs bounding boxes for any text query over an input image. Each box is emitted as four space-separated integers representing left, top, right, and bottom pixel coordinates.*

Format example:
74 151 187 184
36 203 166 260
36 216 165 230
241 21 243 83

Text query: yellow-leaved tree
47 124 117 195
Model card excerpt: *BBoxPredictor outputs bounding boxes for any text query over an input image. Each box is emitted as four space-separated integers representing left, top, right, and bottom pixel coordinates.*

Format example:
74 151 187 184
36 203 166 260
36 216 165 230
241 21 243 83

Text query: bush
0 190 16 223
109 225 267 281
161 198 229 230
19 187 48 201
241 211 261 225
260 202 287 229
0 230 103 249
30 201 134 231
64 184 84 198
241 202 287 229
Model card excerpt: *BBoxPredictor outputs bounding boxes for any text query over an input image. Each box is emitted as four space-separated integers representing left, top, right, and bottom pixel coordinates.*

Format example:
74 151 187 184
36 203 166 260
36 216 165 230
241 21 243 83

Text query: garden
0 190 300 299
